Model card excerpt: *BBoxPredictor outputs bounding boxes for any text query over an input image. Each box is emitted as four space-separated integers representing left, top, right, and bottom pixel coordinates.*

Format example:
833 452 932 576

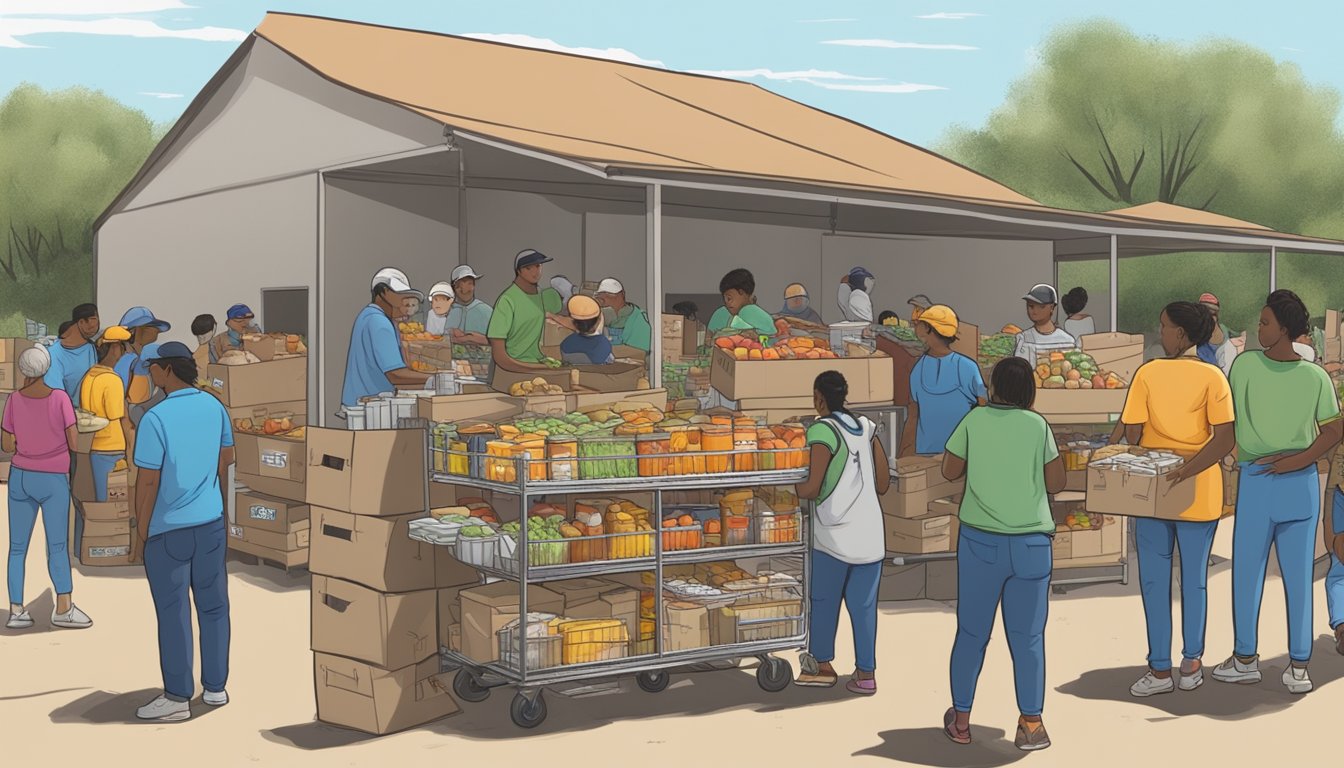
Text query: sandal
794 653 838 688
944 708 971 744
845 675 877 695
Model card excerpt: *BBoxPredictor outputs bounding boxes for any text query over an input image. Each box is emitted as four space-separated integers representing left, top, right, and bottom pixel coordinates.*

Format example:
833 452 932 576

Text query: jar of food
733 423 758 473
486 440 517 483
666 425 705 476
636 432 672 477
514 440 548 482
756 428 777 471
578 435 638 480
449 438 470 476
701 425 733 474
718 490 754 546
546 436 579 481
286 334 301 354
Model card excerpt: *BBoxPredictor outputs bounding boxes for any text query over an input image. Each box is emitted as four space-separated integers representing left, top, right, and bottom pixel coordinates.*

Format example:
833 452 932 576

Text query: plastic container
454 532 500 569
434 371 458 395
578 435 638 480
636 432 672 477
660 518 704 551
719 491 754 546
701 425 733 474
498 613 562 671
344 405 366 431
666 425 706 476
546 436 579 481
732 422 758 473
513 440 548 482
486 440 517 483
753 509 802 545
829 321 870 352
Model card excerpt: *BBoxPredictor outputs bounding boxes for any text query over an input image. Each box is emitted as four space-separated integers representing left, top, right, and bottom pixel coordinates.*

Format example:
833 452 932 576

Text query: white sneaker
1282 666 1313 694
202 690 229 707
1130 671 1176 697
136 694 191 722
51 604 92 630
1212 655 1262 685
6 610 33 630
1178 666 1204 691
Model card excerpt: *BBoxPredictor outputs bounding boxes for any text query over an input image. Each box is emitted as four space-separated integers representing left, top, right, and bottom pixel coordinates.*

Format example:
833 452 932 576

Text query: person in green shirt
1213 289 1344 695
594 278 652 353
941 356 1065 752
486 249 563 373
707 268 778 337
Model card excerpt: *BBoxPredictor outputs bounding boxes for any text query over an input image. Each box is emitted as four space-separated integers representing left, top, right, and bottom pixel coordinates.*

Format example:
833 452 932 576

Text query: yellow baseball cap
99 325 132 342
568 295 602 321
918 305 958 337
784 283 808 300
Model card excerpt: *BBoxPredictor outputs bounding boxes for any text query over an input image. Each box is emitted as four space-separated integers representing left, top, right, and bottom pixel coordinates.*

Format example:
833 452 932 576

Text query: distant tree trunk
1157 118 1210 206
1060 110 1144 204
9 224 47 278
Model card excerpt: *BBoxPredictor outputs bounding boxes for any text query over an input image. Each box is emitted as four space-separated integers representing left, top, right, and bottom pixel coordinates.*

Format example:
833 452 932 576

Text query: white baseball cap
596 278 624 295
428 281 454 299
451 265 482 284
372 267 423 299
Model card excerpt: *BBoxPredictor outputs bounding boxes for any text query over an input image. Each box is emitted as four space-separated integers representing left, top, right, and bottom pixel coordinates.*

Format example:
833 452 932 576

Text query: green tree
0 83 160 330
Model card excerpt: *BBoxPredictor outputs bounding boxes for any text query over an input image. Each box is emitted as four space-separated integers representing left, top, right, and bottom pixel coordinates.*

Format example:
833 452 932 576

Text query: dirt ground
2 496 1340 767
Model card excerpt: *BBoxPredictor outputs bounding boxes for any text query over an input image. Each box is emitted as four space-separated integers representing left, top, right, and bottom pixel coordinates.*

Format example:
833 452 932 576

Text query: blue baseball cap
514 248 553 271
227 304 254 320
144 341 193 363
849 267 875 281
118 306 170 332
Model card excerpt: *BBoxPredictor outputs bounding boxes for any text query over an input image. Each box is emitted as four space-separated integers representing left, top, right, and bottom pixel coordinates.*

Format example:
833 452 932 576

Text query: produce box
228 520 309 552
518 392 567 416
459 581 566 663
417 391 521 424
235 491 309 534
568 387 668 413
1051 500 1123 560
709 348 893 402
242 332 307 362
309 508 473 592
710 599 802 644
1033 388 1128 419
0 337 38 363
575 361 646 393
313 653 458 736
885 513 958 554
490 367 572 395
1080 332 1145 381
306 428 427 517
205 357 306 408
1084 446 1195 520
664 601 711 651
311 575 438 669
234 432 306 502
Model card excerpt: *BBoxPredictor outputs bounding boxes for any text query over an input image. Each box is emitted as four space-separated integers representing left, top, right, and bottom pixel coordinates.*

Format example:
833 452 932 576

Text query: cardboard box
242 333 304 363
79 499 132 522
459 581 565 663
600 587 639 644
884 513 957 554
1033 388 1129 419
1081 332 1145 381
1222 464 1238 508
708 348 893 402
664 601 710 651
311 575 438 669
234 433 306 501
490 367 572 395
612 345 648 363
416 392 522 424
0 337 38 363
313 652 458 736
925 560 958 601
1085 461 1196 520
0 362 17 390
545 577 612 608
879 562 926 601
0 460 9 484
79 534 138 566
227 401 307 428
236 491 309 534
83 517 132 539
575 362 645 393
305 428 427 517
568 387 668 413
205 357 306 408
436 583 476 651
1065 469 1088 493
71 429 96 455
229 520 309 552
518 393 567 416
661 314 701 359
226 535 308 567
892 456 945 494
309 508 473 592
883 460 963 520
1327 337 1343 365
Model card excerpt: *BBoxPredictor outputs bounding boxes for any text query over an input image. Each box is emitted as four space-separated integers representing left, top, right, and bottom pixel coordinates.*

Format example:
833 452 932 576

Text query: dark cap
227 303 254 320
144 341 194 364
1023 284 1059 305
514 249 553 271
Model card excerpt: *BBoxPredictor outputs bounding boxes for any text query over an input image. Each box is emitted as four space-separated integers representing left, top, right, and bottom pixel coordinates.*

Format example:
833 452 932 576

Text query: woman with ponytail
1112 302 1235 699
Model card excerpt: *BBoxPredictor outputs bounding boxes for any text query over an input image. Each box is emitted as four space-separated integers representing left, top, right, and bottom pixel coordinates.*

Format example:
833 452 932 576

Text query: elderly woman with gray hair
1 345 93 631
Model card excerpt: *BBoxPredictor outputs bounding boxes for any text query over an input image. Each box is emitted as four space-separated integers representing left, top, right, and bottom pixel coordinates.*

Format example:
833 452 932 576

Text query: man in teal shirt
487 249 563 375
707 268 777 337
595 277 652 353
445 264 493 347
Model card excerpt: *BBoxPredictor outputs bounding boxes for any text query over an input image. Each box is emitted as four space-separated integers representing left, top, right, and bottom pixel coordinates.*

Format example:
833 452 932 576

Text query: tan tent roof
255 13 1038 207
1107 202 1273 231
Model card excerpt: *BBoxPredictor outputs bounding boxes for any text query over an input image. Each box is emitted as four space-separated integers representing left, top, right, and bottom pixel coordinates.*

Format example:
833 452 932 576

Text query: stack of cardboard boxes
206 352 310 568
881 456 963 554
71 463 138 567
307 425 471 735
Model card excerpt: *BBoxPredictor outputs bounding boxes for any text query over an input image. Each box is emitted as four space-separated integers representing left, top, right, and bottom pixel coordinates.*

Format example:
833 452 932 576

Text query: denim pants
1232 462 1318 663
1328 490 1344 631
144 519 230 700
1135 517 1219 671
808 550 881 672
88 451 125 502
7 467 74 606
950 525 1052 716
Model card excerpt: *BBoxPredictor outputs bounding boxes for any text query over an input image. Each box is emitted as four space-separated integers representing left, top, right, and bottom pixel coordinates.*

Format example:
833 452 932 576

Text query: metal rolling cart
420 444 812 729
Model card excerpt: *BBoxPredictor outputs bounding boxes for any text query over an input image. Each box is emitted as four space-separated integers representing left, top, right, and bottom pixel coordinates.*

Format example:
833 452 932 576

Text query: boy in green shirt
707 268 778 337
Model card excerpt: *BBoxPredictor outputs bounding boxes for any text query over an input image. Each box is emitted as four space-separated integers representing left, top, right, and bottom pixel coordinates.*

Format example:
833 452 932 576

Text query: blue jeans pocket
162 531 196 562
1012 538 1054 581
964 535 999 565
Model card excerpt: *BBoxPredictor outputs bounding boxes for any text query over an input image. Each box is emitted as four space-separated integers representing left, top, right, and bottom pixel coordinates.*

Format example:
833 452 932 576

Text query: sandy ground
2 495 1341 767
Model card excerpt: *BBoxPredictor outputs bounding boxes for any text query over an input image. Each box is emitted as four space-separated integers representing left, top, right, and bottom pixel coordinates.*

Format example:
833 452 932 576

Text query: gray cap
1023 284 1058 305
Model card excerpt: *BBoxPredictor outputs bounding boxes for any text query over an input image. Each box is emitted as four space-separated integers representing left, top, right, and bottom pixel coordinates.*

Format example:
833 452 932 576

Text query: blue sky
2 0 1342 147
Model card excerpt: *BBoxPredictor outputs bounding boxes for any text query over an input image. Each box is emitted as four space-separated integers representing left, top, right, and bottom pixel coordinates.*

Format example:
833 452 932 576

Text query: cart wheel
636 670 671 693
757 657 792 692
510 690 547 729
453 669 490 703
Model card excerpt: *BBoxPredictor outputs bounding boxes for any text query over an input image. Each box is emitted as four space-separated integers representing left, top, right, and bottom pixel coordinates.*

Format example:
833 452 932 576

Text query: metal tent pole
647 184 663 388
1270 245 1278 292
1109 234 1118 332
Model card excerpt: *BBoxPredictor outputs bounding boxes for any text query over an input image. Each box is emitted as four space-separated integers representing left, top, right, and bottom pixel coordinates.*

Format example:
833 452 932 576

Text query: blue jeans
88 451 125 502
7 467 74 606
808 550 881 672
1328 490 1344 631
1232 462 1318 663
1135 517 1219 671
951 525 1052 716
144 519 230 700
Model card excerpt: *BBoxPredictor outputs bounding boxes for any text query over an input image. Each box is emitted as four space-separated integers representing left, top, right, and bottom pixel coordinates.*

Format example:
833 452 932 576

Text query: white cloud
798 18 857 23
462 32 664 67
139 91 183 99
0 18 244 48
823 39 979 51
689 68 883 82
2 1 191 14
915 12 984 20
806 81 946 93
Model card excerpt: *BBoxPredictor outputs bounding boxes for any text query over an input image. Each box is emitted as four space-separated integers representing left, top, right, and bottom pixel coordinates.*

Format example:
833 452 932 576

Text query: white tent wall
461 188 586 303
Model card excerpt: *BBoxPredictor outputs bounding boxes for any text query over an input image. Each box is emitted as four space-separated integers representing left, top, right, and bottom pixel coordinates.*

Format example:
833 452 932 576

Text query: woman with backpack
794 371 891 694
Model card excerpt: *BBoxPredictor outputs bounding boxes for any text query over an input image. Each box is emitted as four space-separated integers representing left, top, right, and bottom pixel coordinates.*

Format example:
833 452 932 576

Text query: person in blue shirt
113 306 170 402
341 267 432 410
130 342 235 723
44 303 100 408
560 295 615 365
899 304 987 457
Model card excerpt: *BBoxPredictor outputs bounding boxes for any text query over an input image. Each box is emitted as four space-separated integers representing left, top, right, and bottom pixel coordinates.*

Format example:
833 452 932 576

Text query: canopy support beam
1270 245 1278 292
647 183 663 388
1109 234 1118 332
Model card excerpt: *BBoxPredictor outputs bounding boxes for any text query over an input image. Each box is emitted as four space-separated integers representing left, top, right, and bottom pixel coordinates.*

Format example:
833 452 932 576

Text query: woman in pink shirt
2 345 92 630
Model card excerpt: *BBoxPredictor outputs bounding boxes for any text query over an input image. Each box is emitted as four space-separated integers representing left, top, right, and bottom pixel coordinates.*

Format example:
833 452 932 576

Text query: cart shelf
458 541 809 583
430 468 808 495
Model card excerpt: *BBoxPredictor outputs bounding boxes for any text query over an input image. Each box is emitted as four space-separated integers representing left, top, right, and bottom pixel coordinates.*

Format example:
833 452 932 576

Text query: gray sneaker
1282 666 1313 695
136 694 191 722
203 690 229 707
6 610 33 630
51 604 92 630
1212 655 1262 685
1129 671 1175 697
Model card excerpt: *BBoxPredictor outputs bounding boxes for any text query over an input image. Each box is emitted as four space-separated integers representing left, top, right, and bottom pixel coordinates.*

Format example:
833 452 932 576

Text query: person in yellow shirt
79 326 134 502
1110 302 1236 698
